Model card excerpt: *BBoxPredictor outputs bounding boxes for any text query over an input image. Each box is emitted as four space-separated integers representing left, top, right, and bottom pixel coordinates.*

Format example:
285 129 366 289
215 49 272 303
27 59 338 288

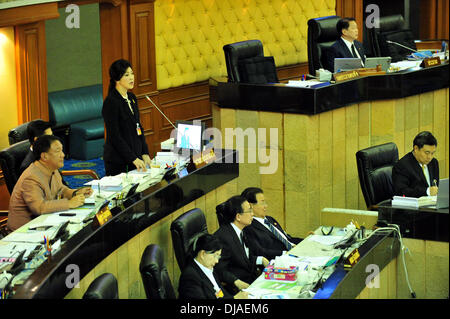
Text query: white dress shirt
193 258 221 293
341 37 363 64
230 223 264 265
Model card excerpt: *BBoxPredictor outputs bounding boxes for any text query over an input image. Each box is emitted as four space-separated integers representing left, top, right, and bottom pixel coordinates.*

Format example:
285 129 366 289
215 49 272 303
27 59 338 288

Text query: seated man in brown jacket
7 135 92 232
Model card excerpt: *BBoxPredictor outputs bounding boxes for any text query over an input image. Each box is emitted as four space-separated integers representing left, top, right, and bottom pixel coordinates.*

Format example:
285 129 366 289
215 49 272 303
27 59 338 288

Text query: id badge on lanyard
136 123 142 136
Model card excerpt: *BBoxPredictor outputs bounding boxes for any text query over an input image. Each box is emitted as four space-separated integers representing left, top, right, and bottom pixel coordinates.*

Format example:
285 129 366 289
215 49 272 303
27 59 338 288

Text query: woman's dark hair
223 195 247 223
27 120 52 145
241 187 263 204
413 131 437 149
192 234 222 257
32 135 62 161
108 59 132 93
336 17 356 36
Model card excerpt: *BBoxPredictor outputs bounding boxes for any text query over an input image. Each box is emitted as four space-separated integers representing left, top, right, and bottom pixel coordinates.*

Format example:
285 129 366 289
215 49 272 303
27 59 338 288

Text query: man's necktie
351 44 358 58
264 218 292 250
240 232 249 258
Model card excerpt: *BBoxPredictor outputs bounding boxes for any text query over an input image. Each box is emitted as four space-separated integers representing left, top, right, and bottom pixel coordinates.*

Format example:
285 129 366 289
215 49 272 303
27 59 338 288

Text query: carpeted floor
62 157 105 189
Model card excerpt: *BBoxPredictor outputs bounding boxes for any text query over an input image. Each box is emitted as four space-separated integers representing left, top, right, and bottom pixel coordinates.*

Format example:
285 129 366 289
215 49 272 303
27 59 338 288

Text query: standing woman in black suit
102 59 151 176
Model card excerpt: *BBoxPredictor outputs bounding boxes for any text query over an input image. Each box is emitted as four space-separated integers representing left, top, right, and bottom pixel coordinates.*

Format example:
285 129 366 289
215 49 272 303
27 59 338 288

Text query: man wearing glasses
214 196 269 293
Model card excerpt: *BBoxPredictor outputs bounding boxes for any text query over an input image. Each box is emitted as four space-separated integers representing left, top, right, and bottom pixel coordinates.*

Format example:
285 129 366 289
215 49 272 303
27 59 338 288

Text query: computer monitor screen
175 121 204 152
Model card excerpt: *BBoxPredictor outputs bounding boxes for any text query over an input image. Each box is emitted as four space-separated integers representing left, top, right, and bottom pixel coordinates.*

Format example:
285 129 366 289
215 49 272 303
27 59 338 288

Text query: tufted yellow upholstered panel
154 0 335 90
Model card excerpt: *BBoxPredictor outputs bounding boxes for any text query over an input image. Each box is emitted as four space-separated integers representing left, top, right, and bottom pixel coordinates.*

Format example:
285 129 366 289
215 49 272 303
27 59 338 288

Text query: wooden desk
9 150 239 299
210 64 449 239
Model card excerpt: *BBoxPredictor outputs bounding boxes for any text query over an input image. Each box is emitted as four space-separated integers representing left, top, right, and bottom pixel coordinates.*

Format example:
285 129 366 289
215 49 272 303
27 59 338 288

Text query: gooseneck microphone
386 40 418 53
145 95 177 130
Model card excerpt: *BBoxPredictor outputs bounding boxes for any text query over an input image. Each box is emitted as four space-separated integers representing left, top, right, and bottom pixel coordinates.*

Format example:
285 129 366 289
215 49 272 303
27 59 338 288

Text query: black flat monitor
175 120 205 155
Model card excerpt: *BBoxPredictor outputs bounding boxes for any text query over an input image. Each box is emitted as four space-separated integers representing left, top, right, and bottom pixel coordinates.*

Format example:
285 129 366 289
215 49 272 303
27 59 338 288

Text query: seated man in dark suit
242 187 302 260
393 131 439 197
324 17 366 72
19 120 53 175
178 234 248 299
214 196 269 292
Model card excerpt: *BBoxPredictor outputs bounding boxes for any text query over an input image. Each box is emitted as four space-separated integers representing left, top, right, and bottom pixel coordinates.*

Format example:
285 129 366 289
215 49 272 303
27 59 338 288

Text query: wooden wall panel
15 21 49 122
129 2 157 95
213 88 449 239
100 1 130 99
420 0 449 40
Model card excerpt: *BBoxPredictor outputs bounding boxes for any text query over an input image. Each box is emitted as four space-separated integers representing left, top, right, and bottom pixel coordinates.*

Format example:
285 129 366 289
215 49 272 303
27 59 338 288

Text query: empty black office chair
215 202 227 227
8 121 36 145
223 39 279 84
368 14 417 61
307 15 342 75
139 244 176 299
83 273 118 299
170 208 208 270
356 142 399 210
0 140 31 194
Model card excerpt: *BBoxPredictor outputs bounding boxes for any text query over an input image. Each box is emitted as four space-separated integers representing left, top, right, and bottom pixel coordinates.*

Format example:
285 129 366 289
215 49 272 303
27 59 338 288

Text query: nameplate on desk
421 56 441 68
344 248 360 269
192 149 216 168
94 203 112 227
333 70 360 82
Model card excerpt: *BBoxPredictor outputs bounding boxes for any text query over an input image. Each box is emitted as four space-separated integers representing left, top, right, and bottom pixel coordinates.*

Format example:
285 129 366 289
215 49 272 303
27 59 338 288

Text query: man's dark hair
33 135 62 161
191 234 223 257
413 131 437 149
27 120 52 145
336 17 356 36
241 187 263 204
223 195 247 223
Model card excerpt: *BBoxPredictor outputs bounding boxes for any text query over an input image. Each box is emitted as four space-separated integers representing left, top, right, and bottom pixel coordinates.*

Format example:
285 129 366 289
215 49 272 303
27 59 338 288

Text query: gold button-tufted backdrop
155 0 335 90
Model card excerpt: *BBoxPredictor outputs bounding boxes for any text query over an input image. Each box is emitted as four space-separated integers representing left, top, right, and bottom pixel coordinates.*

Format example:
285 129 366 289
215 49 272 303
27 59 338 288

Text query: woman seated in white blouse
178 233 248 299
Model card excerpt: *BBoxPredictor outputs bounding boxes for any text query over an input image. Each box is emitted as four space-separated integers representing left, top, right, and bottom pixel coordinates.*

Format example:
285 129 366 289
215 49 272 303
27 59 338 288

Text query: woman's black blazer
102 89 149 165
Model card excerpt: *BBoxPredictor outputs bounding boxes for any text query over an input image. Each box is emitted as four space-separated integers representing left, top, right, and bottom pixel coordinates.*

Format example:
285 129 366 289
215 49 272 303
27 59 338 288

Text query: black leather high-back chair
0 140 31 194
8 121 35 145
170 208 208 270
368 14 416 61
215 202 227 227
82 273 118 299
223 39 279 84
307 15 341 75
139 244 176 299
356 142 399 210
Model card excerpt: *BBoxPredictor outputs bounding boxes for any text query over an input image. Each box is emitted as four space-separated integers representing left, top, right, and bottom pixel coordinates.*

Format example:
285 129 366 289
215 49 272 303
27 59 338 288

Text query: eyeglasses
240 207 253 215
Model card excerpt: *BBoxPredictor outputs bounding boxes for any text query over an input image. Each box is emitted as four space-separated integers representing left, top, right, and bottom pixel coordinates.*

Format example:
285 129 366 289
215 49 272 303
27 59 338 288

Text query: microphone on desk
386 40 418 53
144 95 177 130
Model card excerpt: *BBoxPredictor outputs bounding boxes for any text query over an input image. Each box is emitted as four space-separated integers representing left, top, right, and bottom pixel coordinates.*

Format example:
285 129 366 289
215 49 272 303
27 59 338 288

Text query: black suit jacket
244 216 302 260
102 89 149 168
178 259 232 299
214 223 259 287
392 152 439 197
324 38 366 72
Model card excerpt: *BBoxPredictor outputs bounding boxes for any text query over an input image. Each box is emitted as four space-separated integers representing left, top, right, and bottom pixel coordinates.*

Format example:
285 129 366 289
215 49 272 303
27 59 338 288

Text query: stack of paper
392 195 437 208
85 176 123 192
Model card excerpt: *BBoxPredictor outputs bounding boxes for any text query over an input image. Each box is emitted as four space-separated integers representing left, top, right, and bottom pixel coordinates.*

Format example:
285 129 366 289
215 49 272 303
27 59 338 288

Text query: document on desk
0 242 41 259
307 235 344 246
2 227 58 243
85 176 123 191
285 80 323 88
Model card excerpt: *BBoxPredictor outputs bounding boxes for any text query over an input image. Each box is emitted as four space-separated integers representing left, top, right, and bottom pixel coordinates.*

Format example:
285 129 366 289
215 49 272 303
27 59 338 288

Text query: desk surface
378 203 449 242
6 150 238 299
210 63 449 115
246 227 399 299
